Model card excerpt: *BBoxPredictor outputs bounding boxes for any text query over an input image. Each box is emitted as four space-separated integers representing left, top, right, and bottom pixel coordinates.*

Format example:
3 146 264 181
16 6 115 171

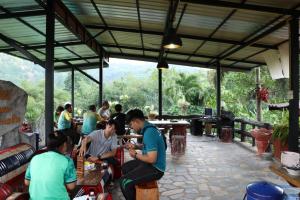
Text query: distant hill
0 53 205 86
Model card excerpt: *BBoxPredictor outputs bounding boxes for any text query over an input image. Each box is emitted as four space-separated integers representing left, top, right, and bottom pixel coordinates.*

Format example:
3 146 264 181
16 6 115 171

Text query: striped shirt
86 130 118 157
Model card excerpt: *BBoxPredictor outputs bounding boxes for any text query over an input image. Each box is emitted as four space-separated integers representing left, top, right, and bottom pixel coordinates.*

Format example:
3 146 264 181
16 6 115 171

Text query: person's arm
129 149 157 164
64 158 77 190
129 130 158 164
24 179 30 186
66 182 76 190
79 136 92 156
96 113 103 122
24 162 31 186
99 149 117 160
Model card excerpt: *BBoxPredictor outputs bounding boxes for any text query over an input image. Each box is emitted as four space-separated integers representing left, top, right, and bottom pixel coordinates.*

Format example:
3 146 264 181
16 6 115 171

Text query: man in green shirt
25 132 77 200
82 105 102 135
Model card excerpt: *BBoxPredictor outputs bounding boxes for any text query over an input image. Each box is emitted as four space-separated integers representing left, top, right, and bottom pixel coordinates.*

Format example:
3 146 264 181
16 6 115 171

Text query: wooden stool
135 181 159 200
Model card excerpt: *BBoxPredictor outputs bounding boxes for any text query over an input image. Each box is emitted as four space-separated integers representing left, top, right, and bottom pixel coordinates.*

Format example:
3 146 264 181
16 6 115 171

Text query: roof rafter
186 0 246 61
60 52 252 72
181 0 300 15
136 0 145 56
85 24 277 50
0 42 265 66
0 33 44 67
0 8 45 19
90 0 123 54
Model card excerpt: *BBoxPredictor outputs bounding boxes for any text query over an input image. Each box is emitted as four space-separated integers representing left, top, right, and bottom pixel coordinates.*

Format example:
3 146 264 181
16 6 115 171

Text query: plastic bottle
89 191 96 200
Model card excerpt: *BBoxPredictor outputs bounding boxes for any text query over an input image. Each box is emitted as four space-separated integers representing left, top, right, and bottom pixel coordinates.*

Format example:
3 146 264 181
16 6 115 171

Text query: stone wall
0 80 28 149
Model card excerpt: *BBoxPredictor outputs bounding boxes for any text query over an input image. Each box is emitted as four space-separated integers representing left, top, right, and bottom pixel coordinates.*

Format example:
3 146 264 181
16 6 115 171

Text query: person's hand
125 143 135 150
87 156 99 163
129 149 137 158
79 146 86 157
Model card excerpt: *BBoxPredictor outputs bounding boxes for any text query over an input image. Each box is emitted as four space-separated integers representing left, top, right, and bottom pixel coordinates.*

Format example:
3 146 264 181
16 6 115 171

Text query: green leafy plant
272 111 289 145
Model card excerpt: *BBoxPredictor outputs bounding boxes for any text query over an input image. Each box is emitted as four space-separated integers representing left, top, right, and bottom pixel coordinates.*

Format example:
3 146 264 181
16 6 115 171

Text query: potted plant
272 112 289 160
272 123 288 160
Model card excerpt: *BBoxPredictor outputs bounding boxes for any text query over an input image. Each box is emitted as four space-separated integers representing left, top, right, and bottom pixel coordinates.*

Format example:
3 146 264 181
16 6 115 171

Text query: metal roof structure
0 0 300 150
1 0 300 71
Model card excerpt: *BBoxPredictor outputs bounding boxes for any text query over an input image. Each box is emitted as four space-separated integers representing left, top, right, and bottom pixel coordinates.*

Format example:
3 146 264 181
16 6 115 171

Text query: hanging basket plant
257 87 269 102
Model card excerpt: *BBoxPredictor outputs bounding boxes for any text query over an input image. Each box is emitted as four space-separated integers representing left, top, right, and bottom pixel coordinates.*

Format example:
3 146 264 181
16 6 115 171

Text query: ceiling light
157 59 169 70
163 28 182 49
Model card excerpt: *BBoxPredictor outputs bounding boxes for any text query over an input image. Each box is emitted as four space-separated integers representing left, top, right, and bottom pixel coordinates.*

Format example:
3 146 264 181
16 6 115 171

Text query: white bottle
89 191 96 200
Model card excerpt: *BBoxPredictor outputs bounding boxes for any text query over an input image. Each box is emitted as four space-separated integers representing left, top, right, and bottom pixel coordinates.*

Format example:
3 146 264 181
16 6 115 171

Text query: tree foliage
10 64 289 126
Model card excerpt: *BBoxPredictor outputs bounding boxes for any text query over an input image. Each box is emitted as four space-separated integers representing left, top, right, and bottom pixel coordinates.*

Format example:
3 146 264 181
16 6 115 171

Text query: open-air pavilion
0 0 300 199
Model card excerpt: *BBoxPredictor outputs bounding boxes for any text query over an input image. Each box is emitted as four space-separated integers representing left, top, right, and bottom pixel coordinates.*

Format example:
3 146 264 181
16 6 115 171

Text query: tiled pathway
112 134 286 200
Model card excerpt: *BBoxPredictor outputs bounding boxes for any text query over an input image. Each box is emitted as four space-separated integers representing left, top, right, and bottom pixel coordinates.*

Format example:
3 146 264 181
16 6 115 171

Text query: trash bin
190 119 202 136
245 181 284 200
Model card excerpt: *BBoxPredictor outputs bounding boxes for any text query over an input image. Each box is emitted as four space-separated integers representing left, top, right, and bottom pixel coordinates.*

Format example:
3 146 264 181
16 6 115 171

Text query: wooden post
256 67 262 122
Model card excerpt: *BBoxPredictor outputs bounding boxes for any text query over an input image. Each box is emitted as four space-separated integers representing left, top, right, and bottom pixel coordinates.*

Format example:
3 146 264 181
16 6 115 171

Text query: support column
256 67 262 121
45 0 55 144
288 16 299 152
98 57 103 106
216 61 221 137
158 69 162 119
71 67 75 110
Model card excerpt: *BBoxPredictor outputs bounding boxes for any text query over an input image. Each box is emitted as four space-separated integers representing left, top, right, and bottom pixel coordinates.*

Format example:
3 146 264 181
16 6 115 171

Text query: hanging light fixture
157 59 169 69
163 28 182 49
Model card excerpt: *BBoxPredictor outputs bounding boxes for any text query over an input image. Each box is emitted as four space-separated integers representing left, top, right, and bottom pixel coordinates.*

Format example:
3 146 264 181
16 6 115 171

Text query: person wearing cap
25 132 77 199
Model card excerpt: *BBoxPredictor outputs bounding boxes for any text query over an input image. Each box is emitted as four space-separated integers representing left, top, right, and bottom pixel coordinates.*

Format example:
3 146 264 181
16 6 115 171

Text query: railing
234 118 272 146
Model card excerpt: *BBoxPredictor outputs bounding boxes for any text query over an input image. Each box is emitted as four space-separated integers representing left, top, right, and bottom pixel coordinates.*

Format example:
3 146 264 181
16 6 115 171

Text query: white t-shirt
98 107 110 119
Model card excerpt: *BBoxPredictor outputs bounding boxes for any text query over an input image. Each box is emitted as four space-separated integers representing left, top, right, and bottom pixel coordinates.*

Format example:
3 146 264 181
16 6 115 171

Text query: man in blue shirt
119 109 166 200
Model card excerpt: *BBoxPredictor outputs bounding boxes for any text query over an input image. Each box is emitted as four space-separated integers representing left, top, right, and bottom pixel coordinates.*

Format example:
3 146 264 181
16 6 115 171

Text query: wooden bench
135 181 159 200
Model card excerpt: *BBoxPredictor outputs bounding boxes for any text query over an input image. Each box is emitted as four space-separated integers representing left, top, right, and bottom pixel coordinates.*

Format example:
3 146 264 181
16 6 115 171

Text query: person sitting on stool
120 109 166 200
79 119 119 165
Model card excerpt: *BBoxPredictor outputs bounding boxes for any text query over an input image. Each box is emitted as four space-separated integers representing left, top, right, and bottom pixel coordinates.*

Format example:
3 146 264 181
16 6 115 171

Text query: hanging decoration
258 87 269 102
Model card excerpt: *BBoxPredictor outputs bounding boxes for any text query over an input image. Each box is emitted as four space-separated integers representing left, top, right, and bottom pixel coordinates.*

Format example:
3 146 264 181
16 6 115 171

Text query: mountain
0 53 206 86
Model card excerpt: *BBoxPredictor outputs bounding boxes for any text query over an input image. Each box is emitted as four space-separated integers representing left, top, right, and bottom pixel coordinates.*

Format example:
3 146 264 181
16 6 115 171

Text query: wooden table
148 120 190 135
77 165 105 186
269 162 300 187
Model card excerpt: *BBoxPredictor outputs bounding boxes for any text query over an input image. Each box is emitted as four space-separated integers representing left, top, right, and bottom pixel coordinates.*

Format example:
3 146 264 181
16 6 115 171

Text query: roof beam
136 0 145 56
186 0 246 61
85 24 277 49
181 0 300 15
215 19 287 63
90 0 122 54
208 2 300 65
0 42 265 66
0 33 44 67
111 53 252 72
38 0 108 58
0 9 45 19
56 55 251 72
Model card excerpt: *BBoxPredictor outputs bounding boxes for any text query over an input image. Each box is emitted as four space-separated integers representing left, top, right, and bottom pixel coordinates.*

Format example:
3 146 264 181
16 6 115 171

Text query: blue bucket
246 181 284 200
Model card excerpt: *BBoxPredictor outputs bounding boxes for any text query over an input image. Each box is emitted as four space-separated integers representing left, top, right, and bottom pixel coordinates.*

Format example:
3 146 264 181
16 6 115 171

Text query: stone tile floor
111 134 286 200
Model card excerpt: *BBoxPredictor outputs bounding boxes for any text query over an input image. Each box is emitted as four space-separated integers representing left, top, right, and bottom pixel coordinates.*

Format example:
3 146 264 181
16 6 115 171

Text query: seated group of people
25 104 166 200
